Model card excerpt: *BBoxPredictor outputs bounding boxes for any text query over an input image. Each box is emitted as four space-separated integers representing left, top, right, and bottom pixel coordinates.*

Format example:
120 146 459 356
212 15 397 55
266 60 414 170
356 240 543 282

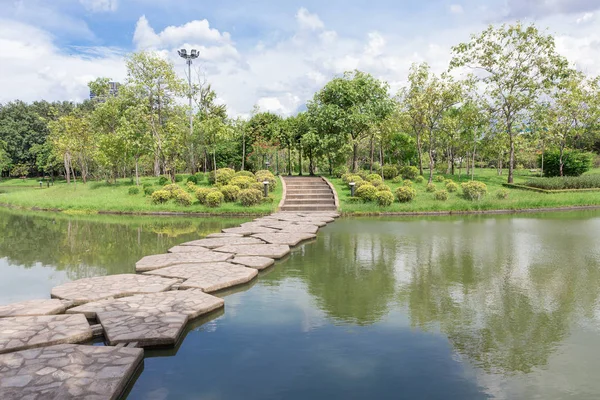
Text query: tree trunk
288 147 292 176
498 155 503 176
64 153 71 184
369 136 374 173
154 154 160 177
540 140 545 177
559 141 565 177
298 147 303 176
416 133 424 176
352 142 358 173
471 146 476 181
241 131 246 171
508 130 515 184
135 157 140 186
427 131 434 184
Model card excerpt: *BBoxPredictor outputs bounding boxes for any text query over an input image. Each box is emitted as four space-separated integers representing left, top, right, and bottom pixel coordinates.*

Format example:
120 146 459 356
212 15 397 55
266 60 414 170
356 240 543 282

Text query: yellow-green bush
462 181 487 201
151 190 171 204
400 166 419 180
434 175 445 182
355 180 372 190
403 179 413 187
434 189 448 201
238 188 263 206
220 185 241 202
356 184 378 202
229 176 255 189
366 173 383 184
445 181 459 192
186 181 197 192
195 187 217 203
234 170 255 178
426 183 436 192
162 184 180 198
204 191 224 208
175 189 193 206
415 176 425 184
376 190 394 206
496 189 509 199
396 186 417 203
256 172 277 192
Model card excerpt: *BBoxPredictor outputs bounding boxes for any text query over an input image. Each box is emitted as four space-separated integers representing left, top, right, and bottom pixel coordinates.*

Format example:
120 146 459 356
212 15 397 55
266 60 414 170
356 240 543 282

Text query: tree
0 141 11 176
308 70 394 172
450 22 568 183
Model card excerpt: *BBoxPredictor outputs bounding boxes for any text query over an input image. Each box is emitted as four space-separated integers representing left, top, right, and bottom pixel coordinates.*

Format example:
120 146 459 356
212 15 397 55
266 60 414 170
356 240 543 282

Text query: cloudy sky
1 0 599 116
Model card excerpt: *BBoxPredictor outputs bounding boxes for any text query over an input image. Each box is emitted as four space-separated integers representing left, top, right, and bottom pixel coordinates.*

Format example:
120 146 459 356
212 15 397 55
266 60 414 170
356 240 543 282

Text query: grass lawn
330 168 600 214
0 175 282 215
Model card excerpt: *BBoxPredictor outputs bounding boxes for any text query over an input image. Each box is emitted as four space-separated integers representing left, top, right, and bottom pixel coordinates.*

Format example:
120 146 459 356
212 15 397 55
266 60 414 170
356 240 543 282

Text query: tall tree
450 22 568 183
308 70 394 172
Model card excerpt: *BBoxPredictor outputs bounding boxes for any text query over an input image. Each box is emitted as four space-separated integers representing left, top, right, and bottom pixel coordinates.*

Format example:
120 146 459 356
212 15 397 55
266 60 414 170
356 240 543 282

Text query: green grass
0 175 282 215
331 168 600 214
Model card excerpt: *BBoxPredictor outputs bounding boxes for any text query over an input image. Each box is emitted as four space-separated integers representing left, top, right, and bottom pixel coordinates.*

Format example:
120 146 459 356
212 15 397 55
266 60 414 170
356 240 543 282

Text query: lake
1 208 600 399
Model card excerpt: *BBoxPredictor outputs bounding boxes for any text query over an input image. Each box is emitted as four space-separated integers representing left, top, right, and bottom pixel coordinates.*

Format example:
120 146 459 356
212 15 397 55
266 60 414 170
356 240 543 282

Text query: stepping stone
67 290 224 320
251 232 316 246
269 216 330 226
51 274 178 305
144 263 258 293
221 226 280 236
136 252 232 272
69 291 224 347
277 224 320 234
180 237 265 249
0 344 143 400
168 245 211 253
0 299 68 318
230 256 275 270
213 244 291 259
0 314 92 354
206 233 244 238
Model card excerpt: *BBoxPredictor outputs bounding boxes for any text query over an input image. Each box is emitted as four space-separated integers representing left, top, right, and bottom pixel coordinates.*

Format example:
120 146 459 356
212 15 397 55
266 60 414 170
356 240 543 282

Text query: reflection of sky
0 258 70 304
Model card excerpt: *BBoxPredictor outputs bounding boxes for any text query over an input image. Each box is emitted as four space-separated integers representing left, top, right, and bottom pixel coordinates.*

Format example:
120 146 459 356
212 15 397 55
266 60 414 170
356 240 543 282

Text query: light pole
178 49 199 173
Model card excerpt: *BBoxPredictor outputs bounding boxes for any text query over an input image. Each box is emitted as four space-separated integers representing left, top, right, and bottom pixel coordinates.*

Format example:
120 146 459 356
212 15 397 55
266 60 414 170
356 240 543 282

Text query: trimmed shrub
234 170 255 178
341 173 353 183
221 185 241 202
426 183 436 192
462 181 487 201
195 187 217 203
392 176 403 183
204 191 224 208
333 165 349 178
158 176 169 186
128 187 140 195
356 184 378 202
434 175 445 182
376 190 394 207
187 175 198 184
445 181 459 192
195 172 205 182
255 170 271 176
415 176 425 184
395 186 417 203
144 187 154 196
162 184 180 198
375 183 392 192
208 168 235 185
175 189 193 206
524 175 600 190
400 166 419 180
496 189 510 199
540 150 595 177
151 190 171 204
403 179 413 187
366 173 383 184
382 164 399 180
186 181 197 192
229 176 255 189
175 175 183 183
238 188 263 206
356 170 369 180
256 172 277 192
355 180 372 190
434 190 449 201
344 174 363 184
250 182 264 192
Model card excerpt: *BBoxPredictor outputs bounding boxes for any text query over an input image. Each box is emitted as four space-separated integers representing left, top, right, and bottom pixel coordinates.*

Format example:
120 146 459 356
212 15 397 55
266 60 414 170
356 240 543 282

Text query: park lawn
330 168 600 214
0 175 282 215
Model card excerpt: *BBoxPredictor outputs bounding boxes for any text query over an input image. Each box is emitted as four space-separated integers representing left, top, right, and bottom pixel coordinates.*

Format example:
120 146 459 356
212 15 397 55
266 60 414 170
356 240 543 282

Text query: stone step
286 188 332 194
285 194 334 200
284 199 335 205
285 184 331 189
280 205 338 212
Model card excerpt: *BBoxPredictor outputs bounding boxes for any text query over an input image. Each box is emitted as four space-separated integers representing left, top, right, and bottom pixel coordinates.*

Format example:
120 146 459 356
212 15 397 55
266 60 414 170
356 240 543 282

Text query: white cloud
576 12 594 23
296 8 325 31
80 0 118 12
450 4 464 14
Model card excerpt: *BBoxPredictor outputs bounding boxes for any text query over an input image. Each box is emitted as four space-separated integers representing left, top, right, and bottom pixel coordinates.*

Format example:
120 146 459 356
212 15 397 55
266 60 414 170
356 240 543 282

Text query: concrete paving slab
213 244 291 259
135 252 233 272
0 299 68 318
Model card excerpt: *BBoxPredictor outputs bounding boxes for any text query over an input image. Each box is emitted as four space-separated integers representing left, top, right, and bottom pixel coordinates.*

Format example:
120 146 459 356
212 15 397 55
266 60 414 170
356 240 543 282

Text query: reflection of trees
397 217 600 374
0 208 249 280
283 230 397 326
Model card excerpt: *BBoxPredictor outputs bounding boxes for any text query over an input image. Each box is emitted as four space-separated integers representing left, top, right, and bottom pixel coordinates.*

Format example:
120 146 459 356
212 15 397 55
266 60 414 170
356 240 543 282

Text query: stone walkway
0 209 339 397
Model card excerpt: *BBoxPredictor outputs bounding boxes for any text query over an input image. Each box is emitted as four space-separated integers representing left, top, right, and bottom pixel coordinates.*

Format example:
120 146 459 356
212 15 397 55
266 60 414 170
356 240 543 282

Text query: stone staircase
280 176 338 212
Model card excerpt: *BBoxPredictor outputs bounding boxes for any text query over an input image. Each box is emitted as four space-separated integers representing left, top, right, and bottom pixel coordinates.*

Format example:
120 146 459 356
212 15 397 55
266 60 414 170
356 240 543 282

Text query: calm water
1 208 600 399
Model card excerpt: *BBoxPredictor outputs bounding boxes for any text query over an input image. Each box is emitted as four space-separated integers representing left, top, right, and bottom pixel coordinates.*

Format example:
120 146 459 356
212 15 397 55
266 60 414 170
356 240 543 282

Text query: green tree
308 70 394 172
450 22 568 183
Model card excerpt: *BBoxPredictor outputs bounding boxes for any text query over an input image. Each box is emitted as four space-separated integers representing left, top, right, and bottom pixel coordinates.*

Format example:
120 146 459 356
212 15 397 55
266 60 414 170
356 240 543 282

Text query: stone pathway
0 208 340 396
0 344 143 400
51 274 178 305
0 299 69 318
144 262 258 293
280 177 338 212
136 251 233 272
0 314 92 354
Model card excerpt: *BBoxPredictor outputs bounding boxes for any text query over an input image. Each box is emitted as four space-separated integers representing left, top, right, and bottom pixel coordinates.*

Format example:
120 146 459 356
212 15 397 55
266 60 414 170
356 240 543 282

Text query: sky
0 0 599 117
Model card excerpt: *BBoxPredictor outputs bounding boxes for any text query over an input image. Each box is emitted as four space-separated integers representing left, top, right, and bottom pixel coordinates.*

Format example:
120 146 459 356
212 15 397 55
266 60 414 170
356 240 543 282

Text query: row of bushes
524 174 600 190
208 168 277 192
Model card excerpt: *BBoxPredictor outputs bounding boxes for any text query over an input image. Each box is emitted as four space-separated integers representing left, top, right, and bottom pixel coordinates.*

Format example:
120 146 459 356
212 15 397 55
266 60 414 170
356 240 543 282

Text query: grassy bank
330 168 600 214
0 175 282 215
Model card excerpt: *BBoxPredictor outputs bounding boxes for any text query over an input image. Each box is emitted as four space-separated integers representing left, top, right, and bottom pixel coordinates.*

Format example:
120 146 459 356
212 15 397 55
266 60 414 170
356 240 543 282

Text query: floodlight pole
178 49 199 173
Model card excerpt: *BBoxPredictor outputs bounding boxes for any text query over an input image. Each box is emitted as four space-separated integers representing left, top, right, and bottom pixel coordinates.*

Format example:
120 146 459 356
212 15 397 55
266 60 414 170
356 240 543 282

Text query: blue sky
1 0 599 116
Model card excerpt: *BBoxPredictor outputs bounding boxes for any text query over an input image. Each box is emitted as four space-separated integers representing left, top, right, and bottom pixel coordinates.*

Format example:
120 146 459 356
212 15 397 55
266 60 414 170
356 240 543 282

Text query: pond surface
1 208 600 399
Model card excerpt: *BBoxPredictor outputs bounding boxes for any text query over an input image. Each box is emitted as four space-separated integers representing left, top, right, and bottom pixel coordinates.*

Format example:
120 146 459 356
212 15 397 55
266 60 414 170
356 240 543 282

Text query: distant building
90 81 120 101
